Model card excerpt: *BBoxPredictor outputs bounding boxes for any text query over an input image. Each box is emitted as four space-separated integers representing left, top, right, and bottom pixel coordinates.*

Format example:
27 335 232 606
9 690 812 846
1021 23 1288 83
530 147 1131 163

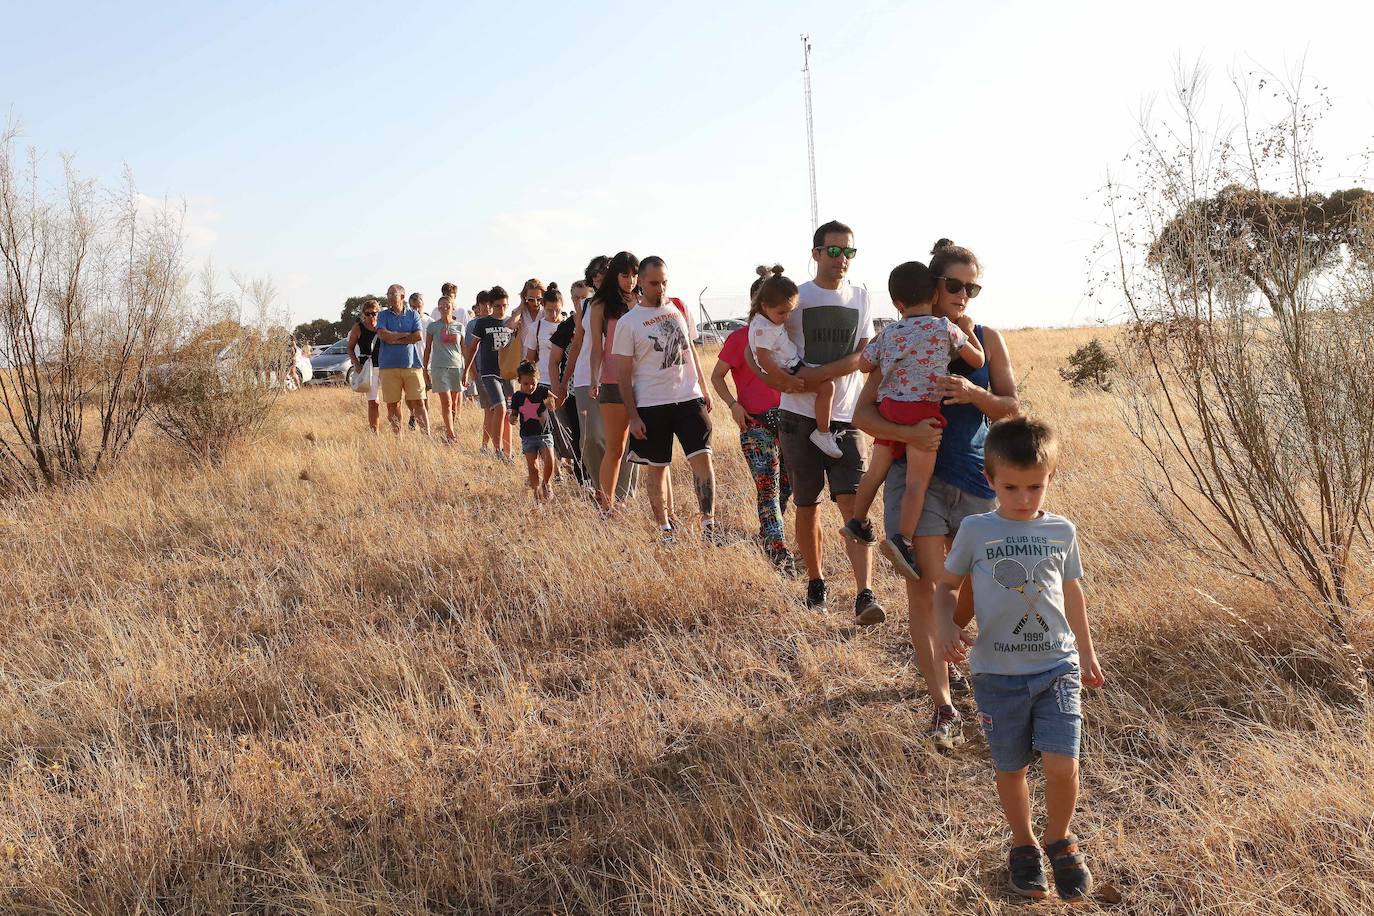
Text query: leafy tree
292 318 340 345
292 293 381 344
1149 184 1373 317
1059 338 1117 391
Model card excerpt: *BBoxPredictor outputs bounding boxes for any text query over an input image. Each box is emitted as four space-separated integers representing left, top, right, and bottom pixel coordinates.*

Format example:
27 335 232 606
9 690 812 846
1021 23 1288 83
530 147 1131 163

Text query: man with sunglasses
749 220 882 624
374 283 430 436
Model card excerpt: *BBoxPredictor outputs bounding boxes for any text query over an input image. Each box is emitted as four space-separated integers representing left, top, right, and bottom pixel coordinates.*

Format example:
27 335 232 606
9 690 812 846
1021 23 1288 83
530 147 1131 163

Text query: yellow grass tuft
0 327 1370 913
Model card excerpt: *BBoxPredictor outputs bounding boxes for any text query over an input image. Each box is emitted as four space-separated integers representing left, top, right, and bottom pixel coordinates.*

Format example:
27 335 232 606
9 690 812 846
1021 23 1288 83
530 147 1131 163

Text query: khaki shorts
380 367 424 404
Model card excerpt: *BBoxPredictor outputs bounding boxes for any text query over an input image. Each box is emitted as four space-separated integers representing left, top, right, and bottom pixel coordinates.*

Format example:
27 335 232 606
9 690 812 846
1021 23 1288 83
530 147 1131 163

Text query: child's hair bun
547 281 558 290
932 238 954 254
770 263 785 276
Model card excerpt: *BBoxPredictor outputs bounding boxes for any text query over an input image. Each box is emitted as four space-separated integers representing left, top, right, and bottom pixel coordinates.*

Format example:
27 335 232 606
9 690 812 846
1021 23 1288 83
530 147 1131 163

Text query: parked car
696 318 746 345
308 339 352 384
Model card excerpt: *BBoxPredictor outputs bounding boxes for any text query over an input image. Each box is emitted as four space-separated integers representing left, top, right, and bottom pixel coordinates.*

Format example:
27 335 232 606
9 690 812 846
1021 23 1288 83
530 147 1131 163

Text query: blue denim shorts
521 433 554 455
971 660 1082 772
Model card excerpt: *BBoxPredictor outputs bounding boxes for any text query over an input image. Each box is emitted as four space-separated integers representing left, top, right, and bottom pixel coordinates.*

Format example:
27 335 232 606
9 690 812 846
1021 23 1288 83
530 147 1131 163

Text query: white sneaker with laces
809 429 843 459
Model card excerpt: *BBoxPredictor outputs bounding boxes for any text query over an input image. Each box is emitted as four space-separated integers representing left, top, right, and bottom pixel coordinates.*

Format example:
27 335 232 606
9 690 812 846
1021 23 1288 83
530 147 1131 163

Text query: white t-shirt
524 313 560 362
572 298 594 388
747 314 801 369
610 302 702 408
777 280 874 423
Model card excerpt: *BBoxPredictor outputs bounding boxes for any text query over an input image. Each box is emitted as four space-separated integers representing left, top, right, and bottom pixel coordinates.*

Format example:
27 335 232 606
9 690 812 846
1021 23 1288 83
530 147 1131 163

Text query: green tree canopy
1149 185 1373 316
291 293 382 344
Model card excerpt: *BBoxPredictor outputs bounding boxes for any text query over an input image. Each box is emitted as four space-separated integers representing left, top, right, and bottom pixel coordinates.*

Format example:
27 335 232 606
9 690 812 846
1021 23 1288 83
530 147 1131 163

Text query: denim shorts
971 660 1082 772
884 473 996 541
521 433 554 455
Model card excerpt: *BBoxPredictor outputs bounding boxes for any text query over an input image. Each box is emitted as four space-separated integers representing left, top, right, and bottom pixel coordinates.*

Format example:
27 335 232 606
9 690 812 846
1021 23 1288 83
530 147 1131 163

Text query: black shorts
627 399 712 467
598 382 623 405
778 410 865 506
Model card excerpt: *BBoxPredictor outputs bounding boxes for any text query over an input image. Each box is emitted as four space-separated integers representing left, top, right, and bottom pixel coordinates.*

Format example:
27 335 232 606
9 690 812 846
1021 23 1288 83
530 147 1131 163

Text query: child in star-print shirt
841 261 986 579
509 361 556 501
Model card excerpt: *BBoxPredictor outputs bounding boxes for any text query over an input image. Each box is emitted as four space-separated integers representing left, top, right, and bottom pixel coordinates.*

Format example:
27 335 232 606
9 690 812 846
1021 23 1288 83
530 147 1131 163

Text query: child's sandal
1045 834 1093 902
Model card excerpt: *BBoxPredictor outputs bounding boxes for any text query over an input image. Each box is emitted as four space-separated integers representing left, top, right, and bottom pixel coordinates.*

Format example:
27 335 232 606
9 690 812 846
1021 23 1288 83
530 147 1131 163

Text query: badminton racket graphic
992 557 1055 634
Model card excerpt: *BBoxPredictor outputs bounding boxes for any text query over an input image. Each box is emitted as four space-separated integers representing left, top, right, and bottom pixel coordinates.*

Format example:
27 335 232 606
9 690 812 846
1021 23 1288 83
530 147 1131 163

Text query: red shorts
875 398 946 460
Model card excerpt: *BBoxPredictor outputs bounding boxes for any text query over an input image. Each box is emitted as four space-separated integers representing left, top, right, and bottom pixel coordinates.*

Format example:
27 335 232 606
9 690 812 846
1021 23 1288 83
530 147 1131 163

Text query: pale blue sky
6 0 1372 329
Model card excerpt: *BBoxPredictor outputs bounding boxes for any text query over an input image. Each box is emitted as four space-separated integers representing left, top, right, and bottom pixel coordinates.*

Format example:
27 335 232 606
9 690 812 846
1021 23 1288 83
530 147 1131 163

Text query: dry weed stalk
0 124 183 492
1106 65 1374 697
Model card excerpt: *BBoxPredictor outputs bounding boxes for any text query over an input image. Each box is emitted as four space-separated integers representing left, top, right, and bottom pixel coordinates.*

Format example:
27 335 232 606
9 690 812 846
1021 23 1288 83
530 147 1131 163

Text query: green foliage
1149 184 1373 316
291 293 382 345
1058 338 1117 391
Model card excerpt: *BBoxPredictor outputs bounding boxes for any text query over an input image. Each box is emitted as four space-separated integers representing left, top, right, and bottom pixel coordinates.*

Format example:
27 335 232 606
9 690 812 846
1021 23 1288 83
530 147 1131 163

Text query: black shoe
702 520 726 546
1045 835 1093 901
839 518 877 546
879 535 921 581
408 415 417 430
805 578 828 609
854 589 885 626
1007 845 1049 899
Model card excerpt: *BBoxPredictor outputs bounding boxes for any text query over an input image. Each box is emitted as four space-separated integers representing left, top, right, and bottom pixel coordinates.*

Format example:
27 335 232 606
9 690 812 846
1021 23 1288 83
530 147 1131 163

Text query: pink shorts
875 398 946 460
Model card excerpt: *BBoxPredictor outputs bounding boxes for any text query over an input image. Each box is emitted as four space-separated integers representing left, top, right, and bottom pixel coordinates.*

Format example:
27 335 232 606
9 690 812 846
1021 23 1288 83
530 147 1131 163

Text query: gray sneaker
928 704 964 751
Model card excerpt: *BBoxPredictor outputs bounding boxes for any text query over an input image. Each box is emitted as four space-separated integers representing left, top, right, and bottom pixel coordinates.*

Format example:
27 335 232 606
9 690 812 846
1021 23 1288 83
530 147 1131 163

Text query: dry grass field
1 326 1371 914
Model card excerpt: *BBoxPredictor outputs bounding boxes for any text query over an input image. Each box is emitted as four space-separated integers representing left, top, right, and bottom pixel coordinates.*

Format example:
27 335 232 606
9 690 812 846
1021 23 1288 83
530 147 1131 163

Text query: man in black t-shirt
462 286 519 462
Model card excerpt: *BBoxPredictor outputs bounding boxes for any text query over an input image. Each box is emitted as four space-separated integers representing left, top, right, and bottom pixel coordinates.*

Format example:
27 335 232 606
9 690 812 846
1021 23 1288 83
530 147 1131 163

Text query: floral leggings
739 408 791 551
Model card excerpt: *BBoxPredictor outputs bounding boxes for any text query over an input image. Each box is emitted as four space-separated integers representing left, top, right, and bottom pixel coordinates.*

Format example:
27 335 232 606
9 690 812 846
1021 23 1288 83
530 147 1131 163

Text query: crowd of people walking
340 220 1105 901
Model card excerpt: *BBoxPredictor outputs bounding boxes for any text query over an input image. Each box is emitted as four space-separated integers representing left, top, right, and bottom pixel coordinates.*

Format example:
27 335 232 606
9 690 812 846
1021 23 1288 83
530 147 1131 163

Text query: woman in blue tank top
852 239 1021 748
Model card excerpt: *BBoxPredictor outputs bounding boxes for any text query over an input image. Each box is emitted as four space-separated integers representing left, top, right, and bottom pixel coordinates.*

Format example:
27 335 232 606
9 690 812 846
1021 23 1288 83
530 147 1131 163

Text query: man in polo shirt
375 282 429 435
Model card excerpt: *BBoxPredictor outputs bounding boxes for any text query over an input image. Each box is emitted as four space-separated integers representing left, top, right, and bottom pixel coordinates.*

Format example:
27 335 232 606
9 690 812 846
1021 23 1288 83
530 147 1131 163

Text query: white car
696 318 747 345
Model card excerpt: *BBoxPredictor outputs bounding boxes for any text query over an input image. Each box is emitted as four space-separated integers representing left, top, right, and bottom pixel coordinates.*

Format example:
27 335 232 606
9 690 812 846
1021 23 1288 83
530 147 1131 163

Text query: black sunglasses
938 276 982 299
362 309 379 316
815 245 858 259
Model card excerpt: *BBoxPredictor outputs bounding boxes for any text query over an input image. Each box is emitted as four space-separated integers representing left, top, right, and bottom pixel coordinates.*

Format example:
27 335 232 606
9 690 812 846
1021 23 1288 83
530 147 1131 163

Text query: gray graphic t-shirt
945 511 1084 676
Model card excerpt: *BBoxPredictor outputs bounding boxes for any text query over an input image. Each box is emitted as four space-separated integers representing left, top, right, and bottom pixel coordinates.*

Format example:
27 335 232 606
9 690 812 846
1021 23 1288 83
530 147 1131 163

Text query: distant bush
148 326 290 464
150 269 291 465
1058 338 1117 390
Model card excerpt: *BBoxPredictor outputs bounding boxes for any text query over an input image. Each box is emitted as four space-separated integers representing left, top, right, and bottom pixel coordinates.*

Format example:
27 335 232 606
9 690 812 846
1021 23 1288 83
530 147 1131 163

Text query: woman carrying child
852 239 1020 750
842 260 984 577
509 360 556 502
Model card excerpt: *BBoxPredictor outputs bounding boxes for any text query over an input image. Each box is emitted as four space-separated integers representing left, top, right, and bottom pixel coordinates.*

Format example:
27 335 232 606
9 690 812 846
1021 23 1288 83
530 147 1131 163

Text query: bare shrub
148 265 290 463
1105 65 1374 697
0 125 183 491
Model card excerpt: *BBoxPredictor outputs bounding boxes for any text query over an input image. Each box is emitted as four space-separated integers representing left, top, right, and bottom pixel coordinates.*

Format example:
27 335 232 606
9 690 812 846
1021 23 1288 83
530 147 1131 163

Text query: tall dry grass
1 328 1371 914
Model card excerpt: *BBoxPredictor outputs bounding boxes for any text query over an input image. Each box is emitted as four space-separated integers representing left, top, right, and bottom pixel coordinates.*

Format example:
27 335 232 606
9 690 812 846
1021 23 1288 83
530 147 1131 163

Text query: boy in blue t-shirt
935 416 1104 902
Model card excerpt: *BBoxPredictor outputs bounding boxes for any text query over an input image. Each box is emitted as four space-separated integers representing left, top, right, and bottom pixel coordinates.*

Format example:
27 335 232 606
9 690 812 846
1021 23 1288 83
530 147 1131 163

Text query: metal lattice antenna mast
801 34 818 233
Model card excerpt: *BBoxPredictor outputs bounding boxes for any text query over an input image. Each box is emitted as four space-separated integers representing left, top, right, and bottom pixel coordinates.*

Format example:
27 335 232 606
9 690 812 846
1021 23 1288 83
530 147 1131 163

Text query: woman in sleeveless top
347 299 382 432
588 251 641 513
853 239 1021 747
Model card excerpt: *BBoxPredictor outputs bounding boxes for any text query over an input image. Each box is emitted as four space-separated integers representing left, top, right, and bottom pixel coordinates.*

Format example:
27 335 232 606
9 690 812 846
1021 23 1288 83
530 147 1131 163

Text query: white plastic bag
351 362 373 393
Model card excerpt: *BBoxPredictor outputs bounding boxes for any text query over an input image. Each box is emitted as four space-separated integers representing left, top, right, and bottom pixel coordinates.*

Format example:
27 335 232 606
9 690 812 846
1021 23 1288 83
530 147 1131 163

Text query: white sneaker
809 429 843 459
479 446 491 456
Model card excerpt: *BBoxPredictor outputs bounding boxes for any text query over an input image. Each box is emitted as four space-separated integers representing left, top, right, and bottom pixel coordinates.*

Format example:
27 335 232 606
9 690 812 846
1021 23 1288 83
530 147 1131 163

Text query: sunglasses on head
816 245 857 259
938 276 982 299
